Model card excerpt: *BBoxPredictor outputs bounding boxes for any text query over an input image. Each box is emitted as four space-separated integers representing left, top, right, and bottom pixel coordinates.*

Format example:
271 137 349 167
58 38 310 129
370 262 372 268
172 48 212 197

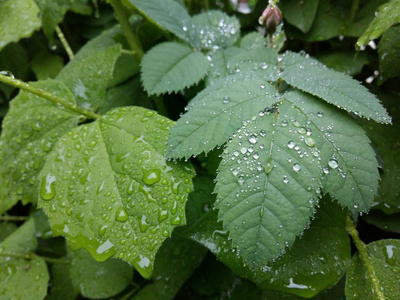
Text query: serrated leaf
240 32 266 50
125 0 193 45
284 91 380 213
0 0 41 50
190 10 240 50
141 42 209 95
345 239 400 299
214 101 322 269
69 247 133 299
166 77 280 160
280 0 319 33
56 25 122 111
0 80 80 215
357 0 400 47
378 25 400 84
0 219 49 300
38 107 194 279
280 51 391 124
185 199 350 298
315 51 368 76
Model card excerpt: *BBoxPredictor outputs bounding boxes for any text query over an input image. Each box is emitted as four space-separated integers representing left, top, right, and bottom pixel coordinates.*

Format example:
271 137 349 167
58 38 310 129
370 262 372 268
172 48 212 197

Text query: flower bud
258 3 282 31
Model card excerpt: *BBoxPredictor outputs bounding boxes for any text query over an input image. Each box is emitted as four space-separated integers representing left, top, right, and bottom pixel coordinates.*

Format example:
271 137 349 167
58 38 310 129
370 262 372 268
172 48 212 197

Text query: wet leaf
280 51 391 124
141 42 209 95
240 32 266 50
0 80 80 215
185 199 350 298
56 25 122 111
166 77 279 160
363 210 400 234
0 0 41 51
48 262 79 300
31 51 64 80
345 239 400 299
280 0 319 33
378 25 400 84
357 0 400 47
38 107 194 279
0 219 49 300
69 247 133 299
315 51 368 76
0 223 17 242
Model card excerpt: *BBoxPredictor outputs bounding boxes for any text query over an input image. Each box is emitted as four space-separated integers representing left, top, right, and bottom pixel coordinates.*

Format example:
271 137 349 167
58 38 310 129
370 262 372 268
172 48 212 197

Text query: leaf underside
38 107 194 279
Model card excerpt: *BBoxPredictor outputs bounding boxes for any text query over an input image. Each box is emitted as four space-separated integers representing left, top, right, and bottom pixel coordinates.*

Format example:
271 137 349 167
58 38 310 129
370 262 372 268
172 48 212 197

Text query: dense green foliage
0 0 399 299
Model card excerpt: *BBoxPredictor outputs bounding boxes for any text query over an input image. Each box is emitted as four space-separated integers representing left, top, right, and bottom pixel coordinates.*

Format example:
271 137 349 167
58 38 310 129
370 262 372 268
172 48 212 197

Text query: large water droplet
265 157 273 175
139 215 150 233
287 141 296 149
304 137 315 147
40 174 56 200
142 169 161 185
283 176 289 184
249 135 258 144
222 96 230 104
115 207 128 222
328 159 338 169
292 163 301 172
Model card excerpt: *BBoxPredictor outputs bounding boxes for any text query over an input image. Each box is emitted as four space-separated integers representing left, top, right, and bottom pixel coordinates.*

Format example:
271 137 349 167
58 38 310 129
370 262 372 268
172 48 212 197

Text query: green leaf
141 42 209 95
0 223 17 242
280 0 319 33
378 25 400 84
357 0 400 47
214 101 322 269
35 0 74 41
166 77 280 160
124 0 193 45
48 263 80 300
186 199 351 298
280 51 391 124
363 210 400 234
240 32 266 50
133 236 207 300
56 25 122 111
69 247 133 299
32 51 64 80
0 80 80 215
284 91 380 213
0 0 41 51
38 107 195 279
190 10 240 50
315 51 368 76
345 239 400 299
0 219 49 300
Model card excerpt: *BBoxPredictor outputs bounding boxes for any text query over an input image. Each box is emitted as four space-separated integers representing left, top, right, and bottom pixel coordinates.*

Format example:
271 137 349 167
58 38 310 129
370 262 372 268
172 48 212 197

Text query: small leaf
0 219 49 300
215 101 321 269
56 25 122 111
125 0 193 45
69 247 133 299
0 80 80 215
31 51 64 80
357 0 400 47
345 239 400 299
280 0 319 33
0 0 41 51
141 42 209 95
378 25 400 84
0 223 17 242
166 77 280 160
363 210 400 234
240 32 266 50
280 51 391 124
315 51 368 76
38 107 194 279
48 263 80 300
190 10 240 50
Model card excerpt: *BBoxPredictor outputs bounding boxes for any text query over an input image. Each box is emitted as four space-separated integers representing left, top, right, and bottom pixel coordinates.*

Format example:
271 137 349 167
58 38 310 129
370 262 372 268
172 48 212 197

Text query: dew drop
139 215 150 233
222 96 230 104
304 137 315 147
287 141 296 149
142 169 161 185
317 112 323 117
115 207 129 222
265 157 273 175
40 174 56 200
328 159 339 169
292 163 301 172
249 135 258 144
283 176 289 184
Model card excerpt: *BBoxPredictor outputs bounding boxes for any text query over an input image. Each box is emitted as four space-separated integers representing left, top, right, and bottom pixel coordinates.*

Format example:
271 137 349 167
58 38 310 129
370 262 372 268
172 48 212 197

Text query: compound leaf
38 107 194 279
357 0 400 47
345 239 400 299
215 101 322 269
56 26 122 111
69 247 133 299
0 219 49 300
0 0 41 51
280 51 391 124
141 42 209 95
0 80 80 215
166 77 280 160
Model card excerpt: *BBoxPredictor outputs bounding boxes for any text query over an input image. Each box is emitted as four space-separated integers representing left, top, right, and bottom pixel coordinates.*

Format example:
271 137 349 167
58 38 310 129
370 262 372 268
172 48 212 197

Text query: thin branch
55 25 74 60
0 216 29 222
0 251 71 265
0 73 100 120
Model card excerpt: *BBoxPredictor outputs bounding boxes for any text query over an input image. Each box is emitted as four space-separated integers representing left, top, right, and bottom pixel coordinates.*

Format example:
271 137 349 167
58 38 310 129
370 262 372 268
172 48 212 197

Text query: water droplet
222 96 230 104
317 112 323 117
328 159 338 169
292 163 301 172
40 174 56 200
238 176 245 185
287 141 296 149
265 157 273 175
158 209 168 222
115 207 128 222
249 135 258 144
142 169 161 185
98 225 108 237
283 176 289 184
304 137 315 147
0 70 15 79
139 215 150 232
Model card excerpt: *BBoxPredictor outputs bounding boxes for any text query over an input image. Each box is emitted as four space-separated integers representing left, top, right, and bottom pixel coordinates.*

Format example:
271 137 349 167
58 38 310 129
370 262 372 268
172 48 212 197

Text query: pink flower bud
258 3 282 31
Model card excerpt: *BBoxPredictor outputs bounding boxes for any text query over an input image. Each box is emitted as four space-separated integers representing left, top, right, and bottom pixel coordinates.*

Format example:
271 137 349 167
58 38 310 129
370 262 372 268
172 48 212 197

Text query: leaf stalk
0 251 70 264
55 25 74 60
346 215 386 300
0 73 100 120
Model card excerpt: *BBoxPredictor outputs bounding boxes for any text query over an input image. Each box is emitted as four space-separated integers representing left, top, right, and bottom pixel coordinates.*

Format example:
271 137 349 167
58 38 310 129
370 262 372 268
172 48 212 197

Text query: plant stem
110 0 144 61
346 215 386 300
55 25 74 60
0 251 70 264
0 216 29 221
152 96 168 117
121 49 137 56
350 0 361 21
0 73 100 120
